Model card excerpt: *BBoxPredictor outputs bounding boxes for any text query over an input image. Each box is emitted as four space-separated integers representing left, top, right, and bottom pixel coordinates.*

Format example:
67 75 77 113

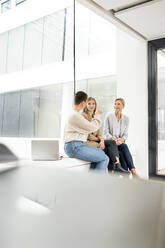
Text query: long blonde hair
83 97 97 118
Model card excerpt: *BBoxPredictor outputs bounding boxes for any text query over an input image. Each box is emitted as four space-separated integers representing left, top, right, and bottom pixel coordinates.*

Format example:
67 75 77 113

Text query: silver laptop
31 140 59 161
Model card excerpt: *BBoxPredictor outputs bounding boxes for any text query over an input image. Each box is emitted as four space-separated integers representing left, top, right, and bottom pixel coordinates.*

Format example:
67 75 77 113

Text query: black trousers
118 143 135 171
103 140 119 171
107 143 135 171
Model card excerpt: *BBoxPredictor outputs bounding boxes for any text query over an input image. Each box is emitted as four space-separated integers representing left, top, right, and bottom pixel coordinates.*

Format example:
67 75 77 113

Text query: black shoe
114 163 130 174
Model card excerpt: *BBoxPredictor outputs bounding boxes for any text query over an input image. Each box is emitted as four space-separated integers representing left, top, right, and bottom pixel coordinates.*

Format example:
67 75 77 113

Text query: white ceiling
92 0 165 40
115 0 165 40
93 0 147 11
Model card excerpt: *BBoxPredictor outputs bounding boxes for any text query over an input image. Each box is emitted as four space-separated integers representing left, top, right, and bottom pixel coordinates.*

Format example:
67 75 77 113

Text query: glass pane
2 92 20 137
76 76 116 133
19 89 35 137
42 10 65 65
64 6 73 60
0 82 74 138
6 26 24 73
157 50 165 175
36 84 62 138
75 2 116 59
0 95 4 136
75 1 117 134
23 19 43 69
75 4 90 58
34 82 74 138
1 0 11 13
0 32 8 74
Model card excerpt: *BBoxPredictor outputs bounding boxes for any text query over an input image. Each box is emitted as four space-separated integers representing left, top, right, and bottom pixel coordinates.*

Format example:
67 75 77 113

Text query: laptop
31 139 60 161
0 143 18 173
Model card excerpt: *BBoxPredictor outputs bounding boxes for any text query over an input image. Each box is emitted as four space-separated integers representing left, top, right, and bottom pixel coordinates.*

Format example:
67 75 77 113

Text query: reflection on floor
158 168 165 175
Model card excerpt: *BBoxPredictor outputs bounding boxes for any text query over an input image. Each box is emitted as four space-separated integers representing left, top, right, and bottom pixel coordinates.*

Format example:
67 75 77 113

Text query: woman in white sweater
64 91 109 172
104 98 139 177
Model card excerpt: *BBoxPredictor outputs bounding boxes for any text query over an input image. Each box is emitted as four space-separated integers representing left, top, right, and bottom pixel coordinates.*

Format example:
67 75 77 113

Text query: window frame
148 37 165 180
15 0 26 6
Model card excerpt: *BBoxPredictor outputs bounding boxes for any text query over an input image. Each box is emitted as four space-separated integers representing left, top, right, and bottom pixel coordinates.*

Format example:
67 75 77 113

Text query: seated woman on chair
103 98 139 178
82 97 128 173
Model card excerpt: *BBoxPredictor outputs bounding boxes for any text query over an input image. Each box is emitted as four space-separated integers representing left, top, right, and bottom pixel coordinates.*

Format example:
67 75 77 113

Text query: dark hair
74 91 88 105
83 97 97 118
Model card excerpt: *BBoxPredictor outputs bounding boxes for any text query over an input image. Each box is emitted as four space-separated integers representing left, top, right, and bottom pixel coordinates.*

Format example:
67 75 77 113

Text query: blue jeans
64 141 109 172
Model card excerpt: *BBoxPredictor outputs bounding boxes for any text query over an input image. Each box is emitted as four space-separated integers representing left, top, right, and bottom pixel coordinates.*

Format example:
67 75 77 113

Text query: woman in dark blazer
104 98 139 177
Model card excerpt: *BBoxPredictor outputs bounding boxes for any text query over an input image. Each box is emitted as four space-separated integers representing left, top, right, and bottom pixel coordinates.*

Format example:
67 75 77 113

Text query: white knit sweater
63 110 101 143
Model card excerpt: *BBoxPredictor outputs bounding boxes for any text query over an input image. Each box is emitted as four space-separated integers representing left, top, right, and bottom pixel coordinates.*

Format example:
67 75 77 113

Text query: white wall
116 29 148 178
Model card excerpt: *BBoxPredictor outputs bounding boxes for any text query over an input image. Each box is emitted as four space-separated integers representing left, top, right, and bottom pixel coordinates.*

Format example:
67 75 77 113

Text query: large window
75 2 116 127
0 6 72 74
0 1 117 138
0 75 115 137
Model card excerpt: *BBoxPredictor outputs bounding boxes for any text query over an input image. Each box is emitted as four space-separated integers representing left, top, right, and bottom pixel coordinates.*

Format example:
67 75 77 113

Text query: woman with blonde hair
104 98 139 177
82 97 129 173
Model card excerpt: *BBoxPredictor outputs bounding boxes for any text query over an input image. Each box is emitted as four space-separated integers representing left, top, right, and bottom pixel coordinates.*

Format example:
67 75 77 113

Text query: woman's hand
116 140 122 146
99 140 105 150
116 138 125 146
